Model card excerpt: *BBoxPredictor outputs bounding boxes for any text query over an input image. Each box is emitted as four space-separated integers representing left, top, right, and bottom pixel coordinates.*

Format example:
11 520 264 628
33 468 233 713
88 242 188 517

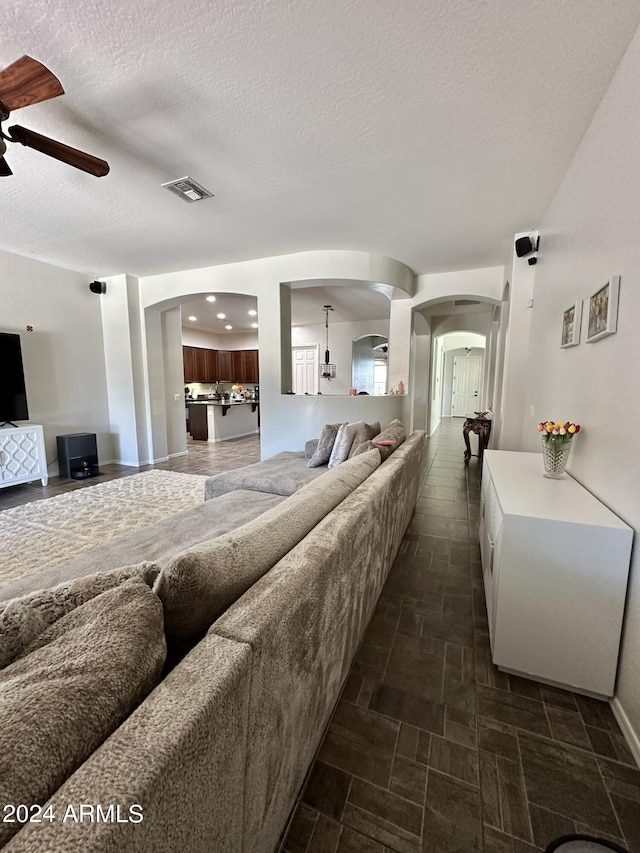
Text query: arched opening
351 333 388 395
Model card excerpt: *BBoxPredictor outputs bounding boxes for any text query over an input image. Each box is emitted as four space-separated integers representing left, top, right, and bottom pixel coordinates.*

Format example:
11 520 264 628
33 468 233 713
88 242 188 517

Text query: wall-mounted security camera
89 280 106 294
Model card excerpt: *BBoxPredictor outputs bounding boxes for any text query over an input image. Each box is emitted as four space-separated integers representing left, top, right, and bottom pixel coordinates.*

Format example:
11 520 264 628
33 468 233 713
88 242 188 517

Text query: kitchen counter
187 400 259 441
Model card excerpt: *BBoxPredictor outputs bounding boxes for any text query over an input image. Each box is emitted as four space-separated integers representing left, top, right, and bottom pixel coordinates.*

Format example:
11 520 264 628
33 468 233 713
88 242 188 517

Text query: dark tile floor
0 433 261 512
4 422 638 851
281 419 640 853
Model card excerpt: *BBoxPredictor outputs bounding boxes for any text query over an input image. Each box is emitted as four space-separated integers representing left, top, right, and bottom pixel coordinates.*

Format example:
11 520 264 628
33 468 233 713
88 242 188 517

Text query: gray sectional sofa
0 422 425 853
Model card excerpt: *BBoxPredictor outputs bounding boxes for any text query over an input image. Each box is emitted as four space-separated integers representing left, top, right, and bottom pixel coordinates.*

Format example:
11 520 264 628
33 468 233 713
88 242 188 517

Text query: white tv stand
0 423 48 488
480 450 633 698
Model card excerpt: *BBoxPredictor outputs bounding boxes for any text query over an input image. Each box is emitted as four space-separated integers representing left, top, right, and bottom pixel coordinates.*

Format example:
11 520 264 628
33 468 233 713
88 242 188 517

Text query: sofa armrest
304 439 319 459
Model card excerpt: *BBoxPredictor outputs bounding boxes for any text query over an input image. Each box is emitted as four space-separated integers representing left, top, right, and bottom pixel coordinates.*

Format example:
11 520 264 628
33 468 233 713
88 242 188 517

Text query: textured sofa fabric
0 563 159 670
156 449 381 648
212 430 425 853
0 488 284 604
204 451 328 499
3 427 425 853
4 632 251 853
307 422 343 467
373 417 407 460
0 579 166 848
348 420 381 457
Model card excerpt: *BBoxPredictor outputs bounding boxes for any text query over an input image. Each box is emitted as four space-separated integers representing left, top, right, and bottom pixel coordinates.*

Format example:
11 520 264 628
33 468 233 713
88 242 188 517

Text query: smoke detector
161 176 214 203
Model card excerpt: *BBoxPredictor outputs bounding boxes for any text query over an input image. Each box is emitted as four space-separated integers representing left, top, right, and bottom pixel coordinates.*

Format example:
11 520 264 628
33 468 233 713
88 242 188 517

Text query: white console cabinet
480 450 632 697
0 424 48 488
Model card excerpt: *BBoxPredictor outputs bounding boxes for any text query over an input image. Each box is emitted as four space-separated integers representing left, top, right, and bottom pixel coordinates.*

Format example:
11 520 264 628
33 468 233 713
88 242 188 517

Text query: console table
463 414 492 464
0 424 48 488
480 450 633 697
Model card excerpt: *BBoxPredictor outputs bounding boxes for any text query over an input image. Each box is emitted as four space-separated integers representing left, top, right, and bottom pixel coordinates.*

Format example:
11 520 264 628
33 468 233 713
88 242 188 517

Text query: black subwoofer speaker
57 432 101 480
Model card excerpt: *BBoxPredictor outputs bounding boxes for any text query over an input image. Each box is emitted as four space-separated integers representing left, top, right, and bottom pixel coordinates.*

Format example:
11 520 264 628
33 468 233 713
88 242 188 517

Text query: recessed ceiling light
248 309 257 316
225 324 233 330
251 322 258 329
188 315 197 321
216 313 226 319
206 295 216 302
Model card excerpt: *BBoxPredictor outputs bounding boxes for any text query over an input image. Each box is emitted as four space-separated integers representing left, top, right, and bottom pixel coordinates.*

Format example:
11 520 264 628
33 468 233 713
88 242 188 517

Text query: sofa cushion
373 418 407 460
155 448 381 649
205 452 328 499
0 489 285 605
0 578 166 848
327 421 363 469
0 562 159 671
348 421 381 458
307 422 344 468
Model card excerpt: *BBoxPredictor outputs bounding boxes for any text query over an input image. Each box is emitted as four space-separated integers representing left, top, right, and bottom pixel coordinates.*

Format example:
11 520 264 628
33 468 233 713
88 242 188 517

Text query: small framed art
586 275 620 343
560 302 581 348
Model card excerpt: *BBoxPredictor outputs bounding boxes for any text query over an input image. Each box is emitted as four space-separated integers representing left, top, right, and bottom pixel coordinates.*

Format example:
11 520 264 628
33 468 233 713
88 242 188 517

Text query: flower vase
541 435 573 479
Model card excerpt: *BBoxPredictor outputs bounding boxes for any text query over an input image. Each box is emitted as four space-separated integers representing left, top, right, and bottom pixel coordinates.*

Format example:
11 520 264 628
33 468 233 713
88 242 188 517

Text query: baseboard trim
610 696 640 768
168 450 188 459
207 430 260 443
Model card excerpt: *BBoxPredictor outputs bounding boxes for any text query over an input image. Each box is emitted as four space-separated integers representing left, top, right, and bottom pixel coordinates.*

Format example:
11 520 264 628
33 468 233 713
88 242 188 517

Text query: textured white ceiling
1 0 639 278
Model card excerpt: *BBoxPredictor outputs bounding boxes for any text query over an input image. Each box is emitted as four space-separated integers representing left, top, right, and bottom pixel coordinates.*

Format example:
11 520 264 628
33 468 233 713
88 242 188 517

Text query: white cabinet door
482 450 632 697
0 425 48 487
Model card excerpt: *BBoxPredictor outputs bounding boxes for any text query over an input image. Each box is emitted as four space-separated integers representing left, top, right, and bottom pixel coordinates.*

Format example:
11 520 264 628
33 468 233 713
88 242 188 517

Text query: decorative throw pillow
353 439 378 456
307 422 344 468
327 421 364 469
348 421 381 458
0 562 159 671
373 418 407 461
155 449 381 648
0 579 166 848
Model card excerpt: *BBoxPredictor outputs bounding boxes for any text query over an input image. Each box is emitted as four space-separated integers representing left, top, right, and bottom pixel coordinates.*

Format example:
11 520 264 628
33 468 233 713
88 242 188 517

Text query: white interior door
452 355 482 416
292 346 319 395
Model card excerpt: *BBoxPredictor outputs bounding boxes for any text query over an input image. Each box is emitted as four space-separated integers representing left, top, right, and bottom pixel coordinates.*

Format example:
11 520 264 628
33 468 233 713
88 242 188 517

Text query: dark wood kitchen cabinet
183 346 197 382
242 350 259 383
183 346 259 383
216 350 234 382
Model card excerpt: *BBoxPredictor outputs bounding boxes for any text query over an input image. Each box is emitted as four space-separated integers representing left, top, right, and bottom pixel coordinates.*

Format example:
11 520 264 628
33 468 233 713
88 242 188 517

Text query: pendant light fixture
319 304 336 380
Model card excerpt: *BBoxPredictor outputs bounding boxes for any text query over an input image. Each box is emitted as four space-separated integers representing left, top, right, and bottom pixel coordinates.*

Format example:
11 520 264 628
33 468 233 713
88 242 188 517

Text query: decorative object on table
586 275 620 343
560 301 582 348
463 413 492 465
537 420 581 478
544 833 629 852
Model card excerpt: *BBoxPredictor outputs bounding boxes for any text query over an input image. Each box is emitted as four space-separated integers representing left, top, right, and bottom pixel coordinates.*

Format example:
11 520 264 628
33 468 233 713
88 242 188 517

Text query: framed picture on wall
586 275 620 343
560 302 581 348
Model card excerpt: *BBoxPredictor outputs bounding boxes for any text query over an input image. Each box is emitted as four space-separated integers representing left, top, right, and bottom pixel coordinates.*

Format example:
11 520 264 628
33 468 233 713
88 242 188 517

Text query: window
373 357 388 396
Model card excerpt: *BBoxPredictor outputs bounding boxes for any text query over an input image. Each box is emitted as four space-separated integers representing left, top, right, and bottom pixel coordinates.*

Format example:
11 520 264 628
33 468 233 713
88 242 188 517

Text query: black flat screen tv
0 332 29 424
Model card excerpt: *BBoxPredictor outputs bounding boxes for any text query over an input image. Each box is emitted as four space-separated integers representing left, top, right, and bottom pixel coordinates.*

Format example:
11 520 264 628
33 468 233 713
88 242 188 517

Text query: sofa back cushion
348 421 381 458
327 420 363 468
0 563 159 671
0 578 166 848
155 449 381 649
373 418 407 460
306 422 344 468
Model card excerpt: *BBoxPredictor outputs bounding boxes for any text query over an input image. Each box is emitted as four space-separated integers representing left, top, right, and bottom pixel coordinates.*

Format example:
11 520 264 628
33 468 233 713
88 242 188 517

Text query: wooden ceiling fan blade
9 125 110 177
0 156 12 176
0 56 64 112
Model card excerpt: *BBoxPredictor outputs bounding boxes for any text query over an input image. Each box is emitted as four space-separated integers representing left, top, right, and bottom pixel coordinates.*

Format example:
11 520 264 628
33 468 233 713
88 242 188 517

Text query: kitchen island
188 401 259 442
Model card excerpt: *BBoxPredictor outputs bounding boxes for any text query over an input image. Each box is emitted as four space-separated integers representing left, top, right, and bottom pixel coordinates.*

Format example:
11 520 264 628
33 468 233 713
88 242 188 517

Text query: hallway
281 419 640 853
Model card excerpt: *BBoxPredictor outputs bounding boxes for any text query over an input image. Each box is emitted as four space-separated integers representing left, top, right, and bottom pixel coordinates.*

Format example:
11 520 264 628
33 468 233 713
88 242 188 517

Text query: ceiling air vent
161 176 214 203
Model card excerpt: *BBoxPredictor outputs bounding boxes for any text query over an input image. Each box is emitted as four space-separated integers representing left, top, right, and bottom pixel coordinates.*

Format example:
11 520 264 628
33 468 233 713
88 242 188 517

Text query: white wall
292 319 389 396
0 249 112 472
523 27 640 759
182 327 259 350
134 250 415 458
